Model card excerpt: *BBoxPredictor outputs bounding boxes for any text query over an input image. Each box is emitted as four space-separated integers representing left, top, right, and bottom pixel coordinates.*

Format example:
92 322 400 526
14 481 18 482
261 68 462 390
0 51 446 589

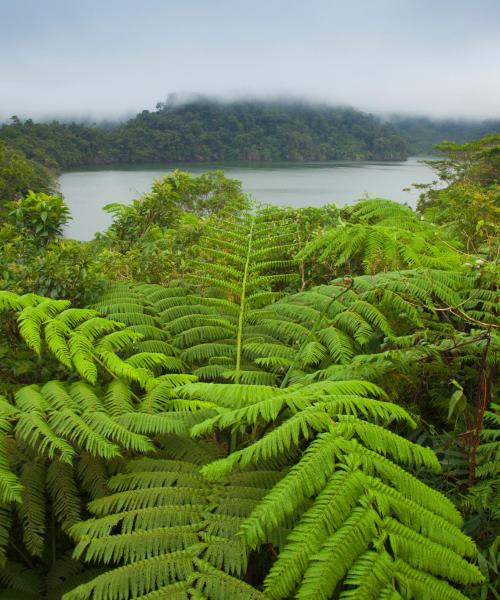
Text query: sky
1 0 500 121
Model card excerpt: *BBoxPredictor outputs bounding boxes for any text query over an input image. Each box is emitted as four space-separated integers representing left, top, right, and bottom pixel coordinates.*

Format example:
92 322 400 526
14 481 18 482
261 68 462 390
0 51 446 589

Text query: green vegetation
0 134 498 599
0 140 56 211
390 116 500 155
0 100 410 167
416 134 500 255
3 102 500 173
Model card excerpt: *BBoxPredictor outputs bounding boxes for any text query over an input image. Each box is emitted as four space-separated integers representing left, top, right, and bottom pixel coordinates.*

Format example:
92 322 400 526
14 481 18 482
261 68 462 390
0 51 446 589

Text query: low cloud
1 0 499 121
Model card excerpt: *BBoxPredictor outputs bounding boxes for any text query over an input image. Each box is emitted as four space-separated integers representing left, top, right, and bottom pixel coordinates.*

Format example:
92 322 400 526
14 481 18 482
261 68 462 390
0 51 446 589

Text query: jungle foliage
389 117 500 156
3 101 500 172
0 135 498 599
0 100 410 167
0 141 56 211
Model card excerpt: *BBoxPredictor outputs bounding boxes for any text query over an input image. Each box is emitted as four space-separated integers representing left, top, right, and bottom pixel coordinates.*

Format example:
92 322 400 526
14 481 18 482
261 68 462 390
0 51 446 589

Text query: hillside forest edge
2 99 500 168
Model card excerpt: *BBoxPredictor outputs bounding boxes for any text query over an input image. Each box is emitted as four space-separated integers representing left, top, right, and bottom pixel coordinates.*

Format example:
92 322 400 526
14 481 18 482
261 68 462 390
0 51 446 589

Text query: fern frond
192 375 481 598
49 409 121 459
47 461 82 531
64 546 202 600
66 451 271 599
19 462 46 557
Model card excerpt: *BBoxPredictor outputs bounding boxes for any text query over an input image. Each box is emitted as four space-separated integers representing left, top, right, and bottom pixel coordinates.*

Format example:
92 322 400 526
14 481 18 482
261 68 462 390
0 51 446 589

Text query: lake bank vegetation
0 99 410 167
2 99 499 173
0 134 498 599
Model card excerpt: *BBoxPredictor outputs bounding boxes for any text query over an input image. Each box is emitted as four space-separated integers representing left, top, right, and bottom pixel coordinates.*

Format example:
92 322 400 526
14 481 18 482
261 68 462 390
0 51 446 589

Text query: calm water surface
59 158 435 240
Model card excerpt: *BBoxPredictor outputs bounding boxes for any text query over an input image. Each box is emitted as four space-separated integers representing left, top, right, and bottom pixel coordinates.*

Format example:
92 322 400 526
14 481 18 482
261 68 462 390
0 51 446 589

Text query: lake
59 157 435 240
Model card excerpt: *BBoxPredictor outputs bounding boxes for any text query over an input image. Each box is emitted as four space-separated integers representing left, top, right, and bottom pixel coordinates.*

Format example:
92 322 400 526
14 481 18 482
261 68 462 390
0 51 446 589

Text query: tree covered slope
390 116 500 155
3 100 500 169
0 100 409 167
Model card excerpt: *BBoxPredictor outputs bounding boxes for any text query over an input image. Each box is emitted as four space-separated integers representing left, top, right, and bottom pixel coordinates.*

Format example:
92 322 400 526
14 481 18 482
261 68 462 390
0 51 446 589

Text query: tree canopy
0 100 409 168
0 140 55 211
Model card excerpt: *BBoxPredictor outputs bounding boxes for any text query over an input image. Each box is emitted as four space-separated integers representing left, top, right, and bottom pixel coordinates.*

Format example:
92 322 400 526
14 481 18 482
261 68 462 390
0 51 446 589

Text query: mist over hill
0 99 407 168
389 115 500 154
1 98 499 169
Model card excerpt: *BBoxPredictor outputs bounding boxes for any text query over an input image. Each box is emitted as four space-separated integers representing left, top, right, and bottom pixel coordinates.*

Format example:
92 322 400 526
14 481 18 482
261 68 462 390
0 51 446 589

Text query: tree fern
190 380 484 599
135 206 300 385
0 289 223 591
0 190 495 600
116 259 479 397
0 289 183 389
301 198 468 275
60 377 485 599
244 268 478 388
65 454 270 600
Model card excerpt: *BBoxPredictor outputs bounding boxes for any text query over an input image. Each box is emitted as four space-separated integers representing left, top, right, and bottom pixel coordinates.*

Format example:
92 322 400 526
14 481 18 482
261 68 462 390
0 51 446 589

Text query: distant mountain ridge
1 99 499 169
389 115 500 154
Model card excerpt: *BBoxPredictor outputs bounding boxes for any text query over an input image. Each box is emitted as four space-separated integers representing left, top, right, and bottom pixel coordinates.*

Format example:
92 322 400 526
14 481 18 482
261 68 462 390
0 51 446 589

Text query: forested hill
0 100 409 168
117 101 410 163
3 100 499 169
390 115 500 154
